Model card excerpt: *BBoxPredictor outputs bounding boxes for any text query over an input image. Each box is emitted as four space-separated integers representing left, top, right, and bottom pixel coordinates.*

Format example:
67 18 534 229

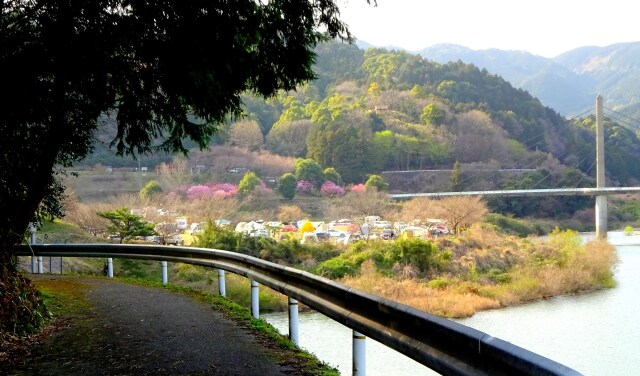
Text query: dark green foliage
194 223 339 266
0 0 358 340
450 161 462 191
97 208 156 243
294 158 325 186
611 199 640 223
315 239 449 279
485 213 541 237
488 169 593 218
306 113 379 183
277 173 298 200
1 0 354 250
0 266 50 336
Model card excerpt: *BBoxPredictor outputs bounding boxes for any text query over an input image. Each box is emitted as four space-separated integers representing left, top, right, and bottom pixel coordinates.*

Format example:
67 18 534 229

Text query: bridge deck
390 187 640 199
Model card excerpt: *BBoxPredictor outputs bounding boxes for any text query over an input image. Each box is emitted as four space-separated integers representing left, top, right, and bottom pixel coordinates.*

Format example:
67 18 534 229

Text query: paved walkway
8 275 303 376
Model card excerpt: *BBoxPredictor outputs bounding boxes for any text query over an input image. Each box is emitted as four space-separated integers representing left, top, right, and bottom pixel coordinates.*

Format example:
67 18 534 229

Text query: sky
338 0 640 58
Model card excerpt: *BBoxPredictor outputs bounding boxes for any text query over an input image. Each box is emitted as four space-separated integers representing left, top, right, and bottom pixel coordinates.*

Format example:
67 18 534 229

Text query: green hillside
77 42 640 218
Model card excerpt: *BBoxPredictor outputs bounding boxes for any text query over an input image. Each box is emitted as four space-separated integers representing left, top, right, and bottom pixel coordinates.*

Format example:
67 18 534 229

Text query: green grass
36 219 97 244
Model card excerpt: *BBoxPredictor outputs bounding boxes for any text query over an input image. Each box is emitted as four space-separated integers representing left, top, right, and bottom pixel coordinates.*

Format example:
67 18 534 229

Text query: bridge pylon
595 95 607 239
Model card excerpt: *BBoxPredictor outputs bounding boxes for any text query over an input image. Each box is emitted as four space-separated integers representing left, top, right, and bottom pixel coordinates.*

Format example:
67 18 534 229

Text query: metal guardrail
16 243 582 376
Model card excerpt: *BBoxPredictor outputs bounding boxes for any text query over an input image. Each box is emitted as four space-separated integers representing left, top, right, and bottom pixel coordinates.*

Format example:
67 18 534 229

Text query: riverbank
336 227 617 318
22 222 618 321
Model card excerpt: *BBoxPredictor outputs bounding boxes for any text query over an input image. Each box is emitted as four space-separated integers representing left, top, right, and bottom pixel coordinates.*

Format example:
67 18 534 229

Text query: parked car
380 229 395 240
145 235 162 244
314 232 330 241
373 220 391 229
165 235 184 246
336 234 361 245
327 229 348 238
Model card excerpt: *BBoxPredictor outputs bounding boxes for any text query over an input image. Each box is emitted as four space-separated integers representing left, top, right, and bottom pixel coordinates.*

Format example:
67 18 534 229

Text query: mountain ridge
357 40 640 120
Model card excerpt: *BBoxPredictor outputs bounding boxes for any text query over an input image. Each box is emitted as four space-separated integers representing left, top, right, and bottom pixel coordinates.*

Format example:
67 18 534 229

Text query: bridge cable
603 113 640 134
451 129 556 190
566 107 595 122
603 106 640 129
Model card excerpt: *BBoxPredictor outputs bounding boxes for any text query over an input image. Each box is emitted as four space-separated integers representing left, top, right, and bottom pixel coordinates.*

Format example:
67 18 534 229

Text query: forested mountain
418 42 640 122
80 42 640 217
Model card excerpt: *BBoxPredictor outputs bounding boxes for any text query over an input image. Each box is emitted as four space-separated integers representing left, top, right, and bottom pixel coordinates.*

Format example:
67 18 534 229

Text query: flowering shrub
187 182 239 199
296 180 315 193
187 185 212 200
350 184 366 193
320 181 345 196
209 183 238 198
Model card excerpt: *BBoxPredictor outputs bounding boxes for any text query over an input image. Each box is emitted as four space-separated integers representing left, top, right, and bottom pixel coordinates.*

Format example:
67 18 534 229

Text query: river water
262 231 640 376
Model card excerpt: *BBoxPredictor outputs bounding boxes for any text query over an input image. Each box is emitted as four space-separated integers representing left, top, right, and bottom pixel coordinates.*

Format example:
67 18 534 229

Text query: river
262 231 640 376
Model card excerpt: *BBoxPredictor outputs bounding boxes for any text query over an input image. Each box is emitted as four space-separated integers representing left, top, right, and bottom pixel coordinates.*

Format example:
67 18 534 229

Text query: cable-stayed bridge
390 186 640 199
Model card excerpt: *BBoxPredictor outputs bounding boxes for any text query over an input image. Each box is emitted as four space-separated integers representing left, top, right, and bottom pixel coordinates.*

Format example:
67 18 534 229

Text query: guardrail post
288 297 299 346
29 223 37 273
37 256 43 274
217 269 226 297
251 280 259 318
107 258 113 278
353 330 366 376
161 261 168 285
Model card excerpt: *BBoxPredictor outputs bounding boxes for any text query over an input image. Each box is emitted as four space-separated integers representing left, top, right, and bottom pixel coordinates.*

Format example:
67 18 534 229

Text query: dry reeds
338 229 618 318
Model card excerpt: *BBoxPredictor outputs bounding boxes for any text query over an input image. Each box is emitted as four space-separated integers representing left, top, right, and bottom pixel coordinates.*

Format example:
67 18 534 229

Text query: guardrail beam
15 244 583 376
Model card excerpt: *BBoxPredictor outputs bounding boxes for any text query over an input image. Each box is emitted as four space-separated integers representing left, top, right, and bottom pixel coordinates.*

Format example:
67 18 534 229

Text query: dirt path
5 275 310 376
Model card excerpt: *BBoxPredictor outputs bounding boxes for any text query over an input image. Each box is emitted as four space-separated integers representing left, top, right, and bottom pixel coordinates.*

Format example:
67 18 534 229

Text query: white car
327 229 348 238
373 220 391 229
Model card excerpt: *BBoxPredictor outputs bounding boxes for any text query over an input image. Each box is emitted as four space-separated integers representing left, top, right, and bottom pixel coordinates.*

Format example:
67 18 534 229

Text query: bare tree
158 156 191 190
155 222 180 244
64 201 110 236
397 197 438 224
183 196 240 222
452 110 508 163
265 119 312 157
227 119 264 151
431 196 489 234
277 205 306 223
335 190 394 219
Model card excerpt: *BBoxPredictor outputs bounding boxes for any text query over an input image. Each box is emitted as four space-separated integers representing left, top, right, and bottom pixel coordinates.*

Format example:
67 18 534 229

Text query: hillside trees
266 119 313 157
1 0 361 335
421 104 447 126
